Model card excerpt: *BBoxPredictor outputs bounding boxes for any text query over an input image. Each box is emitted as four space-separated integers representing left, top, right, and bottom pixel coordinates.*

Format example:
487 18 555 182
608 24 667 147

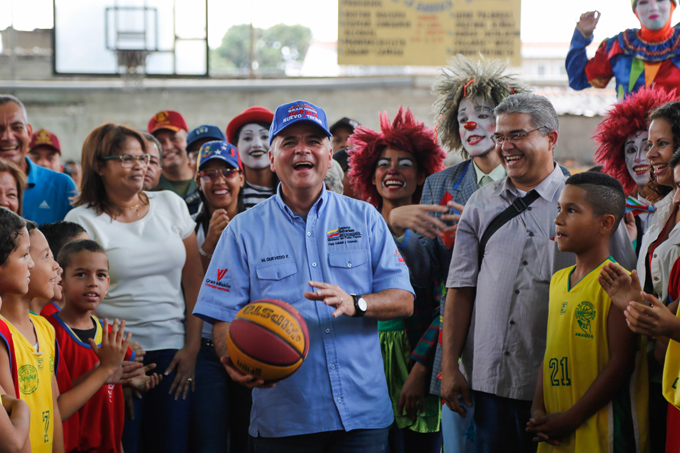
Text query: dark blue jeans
473 391 535 453
388 426 442 453
253 428 389 453
190 338 253 453
122 349 192 453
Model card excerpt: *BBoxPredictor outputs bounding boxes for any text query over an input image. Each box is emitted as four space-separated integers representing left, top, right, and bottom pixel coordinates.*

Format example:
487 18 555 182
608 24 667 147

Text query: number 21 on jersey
549 357 571 386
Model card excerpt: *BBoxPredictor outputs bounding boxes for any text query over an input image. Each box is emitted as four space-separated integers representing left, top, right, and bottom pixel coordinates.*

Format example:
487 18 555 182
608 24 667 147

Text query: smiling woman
64 123 205 453
348 107 446 453
0 158 26 215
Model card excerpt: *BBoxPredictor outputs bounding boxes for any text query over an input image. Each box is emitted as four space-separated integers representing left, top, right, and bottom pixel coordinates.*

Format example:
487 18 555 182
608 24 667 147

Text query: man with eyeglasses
148 110 201 214
0 94 77 224
439 93 636 452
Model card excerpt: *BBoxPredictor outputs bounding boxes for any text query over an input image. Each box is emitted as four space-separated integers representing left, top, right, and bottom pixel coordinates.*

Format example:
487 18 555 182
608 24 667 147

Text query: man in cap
194 100 414 452
148 110 199 212
330 117 360 153
0 95 76 223
28 128 63 173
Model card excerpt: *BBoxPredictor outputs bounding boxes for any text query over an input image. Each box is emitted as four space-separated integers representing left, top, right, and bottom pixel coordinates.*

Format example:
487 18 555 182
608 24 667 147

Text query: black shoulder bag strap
477 189 540 270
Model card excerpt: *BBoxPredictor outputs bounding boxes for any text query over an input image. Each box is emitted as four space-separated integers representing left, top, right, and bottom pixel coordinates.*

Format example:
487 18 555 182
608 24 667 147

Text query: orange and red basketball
227 299 309 382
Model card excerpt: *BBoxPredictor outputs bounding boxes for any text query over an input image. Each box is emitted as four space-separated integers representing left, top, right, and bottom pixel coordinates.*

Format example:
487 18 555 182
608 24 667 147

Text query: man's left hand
304 281 355 317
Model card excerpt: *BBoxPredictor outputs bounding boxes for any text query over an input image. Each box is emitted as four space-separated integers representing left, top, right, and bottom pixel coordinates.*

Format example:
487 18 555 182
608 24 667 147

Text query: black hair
25 220 37 234
57 239 107 271
565 171 626 229
670 149 680 169
0 207 27 267
39 221 88 260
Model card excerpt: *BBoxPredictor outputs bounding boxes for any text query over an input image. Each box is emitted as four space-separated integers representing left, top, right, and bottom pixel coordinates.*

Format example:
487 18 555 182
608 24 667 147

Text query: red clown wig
348 107 446 208
594 86 678 195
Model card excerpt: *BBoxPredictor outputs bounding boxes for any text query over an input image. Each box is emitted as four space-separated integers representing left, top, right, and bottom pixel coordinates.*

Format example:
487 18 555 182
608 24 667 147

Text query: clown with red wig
348 107 446 453
567 0 680 100
594 86 678 252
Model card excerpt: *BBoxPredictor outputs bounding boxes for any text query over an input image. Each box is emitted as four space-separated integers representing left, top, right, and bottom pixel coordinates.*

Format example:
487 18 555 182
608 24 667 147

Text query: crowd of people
2 2 680 452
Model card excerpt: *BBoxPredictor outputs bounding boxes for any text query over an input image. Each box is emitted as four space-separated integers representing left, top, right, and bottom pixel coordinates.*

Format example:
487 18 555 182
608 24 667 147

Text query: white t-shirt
65 191 195 351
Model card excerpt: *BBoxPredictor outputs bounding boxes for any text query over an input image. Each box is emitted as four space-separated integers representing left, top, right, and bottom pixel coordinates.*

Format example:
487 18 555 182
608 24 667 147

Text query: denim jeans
122 349 192 453
253 428 389 453
190 338 253 453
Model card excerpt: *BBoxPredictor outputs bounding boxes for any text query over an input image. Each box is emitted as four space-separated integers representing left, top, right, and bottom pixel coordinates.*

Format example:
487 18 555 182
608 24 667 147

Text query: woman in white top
190 140 251 452
65 123 203 453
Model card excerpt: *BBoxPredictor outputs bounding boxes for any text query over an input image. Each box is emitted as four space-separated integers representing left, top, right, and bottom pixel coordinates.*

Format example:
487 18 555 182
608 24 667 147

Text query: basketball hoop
115 49 151 89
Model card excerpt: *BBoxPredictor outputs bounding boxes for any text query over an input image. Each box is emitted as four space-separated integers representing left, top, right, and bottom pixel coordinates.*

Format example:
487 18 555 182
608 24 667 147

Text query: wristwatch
351 294 367 317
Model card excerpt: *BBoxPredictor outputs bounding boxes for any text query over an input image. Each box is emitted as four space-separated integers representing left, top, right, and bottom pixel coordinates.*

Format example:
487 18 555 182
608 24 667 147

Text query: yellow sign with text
338 0 521 66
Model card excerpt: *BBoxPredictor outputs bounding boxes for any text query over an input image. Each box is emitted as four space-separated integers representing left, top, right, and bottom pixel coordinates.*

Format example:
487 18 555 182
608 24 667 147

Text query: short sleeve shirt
193 185 414 437
23 157 77 224
65 191 195 351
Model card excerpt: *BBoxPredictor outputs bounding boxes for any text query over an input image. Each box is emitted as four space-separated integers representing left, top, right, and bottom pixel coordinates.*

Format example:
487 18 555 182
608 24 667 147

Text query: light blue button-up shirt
194 184 414 438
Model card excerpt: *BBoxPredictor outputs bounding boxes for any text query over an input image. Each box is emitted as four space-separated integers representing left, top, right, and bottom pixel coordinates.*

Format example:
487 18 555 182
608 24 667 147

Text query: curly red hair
347 107 446 208
594 86 678 195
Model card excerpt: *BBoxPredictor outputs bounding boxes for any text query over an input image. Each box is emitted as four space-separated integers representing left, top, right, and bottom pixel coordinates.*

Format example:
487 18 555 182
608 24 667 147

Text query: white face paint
635 0 672 30
237 123 270 170
457 96 496 157
624 130 651 187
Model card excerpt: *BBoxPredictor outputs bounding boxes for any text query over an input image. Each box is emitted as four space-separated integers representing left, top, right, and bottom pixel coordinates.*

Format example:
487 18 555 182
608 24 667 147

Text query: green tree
214 23 312 75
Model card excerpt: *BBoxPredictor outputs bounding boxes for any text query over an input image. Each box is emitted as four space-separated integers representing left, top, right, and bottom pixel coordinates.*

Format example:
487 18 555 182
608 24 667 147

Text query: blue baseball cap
187 125 226 151
269 100 332 145
197 140 242 172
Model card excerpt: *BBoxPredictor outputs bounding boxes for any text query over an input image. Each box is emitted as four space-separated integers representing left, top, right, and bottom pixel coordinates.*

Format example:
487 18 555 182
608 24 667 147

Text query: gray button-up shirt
446 164 636 401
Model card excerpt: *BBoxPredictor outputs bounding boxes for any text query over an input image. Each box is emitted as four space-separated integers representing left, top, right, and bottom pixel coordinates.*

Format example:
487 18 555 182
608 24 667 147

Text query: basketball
227 299 310 382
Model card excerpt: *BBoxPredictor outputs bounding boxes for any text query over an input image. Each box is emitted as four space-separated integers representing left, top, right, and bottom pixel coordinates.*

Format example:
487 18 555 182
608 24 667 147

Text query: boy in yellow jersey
527 172 649 452
0 219 64 453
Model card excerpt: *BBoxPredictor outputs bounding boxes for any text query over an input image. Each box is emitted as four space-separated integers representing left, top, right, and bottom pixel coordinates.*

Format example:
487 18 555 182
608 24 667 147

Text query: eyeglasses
199 168 241 183
492 126 546 145
100 154 151 168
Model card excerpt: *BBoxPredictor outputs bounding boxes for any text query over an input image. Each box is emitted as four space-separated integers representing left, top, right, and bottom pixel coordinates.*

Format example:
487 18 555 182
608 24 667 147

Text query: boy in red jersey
48 239 159 453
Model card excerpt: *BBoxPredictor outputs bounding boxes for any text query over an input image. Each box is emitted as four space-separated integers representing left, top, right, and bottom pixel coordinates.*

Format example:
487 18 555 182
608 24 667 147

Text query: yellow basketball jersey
539 259 649 453
663 307 680 409
3 314 56 453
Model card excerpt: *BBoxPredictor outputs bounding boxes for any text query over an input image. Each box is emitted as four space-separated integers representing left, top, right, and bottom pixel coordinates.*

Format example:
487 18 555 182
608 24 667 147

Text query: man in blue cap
193 100 415 452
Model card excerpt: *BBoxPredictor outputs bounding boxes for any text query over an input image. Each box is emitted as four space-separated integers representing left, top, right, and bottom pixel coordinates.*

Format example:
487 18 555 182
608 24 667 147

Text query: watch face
358 297 368 311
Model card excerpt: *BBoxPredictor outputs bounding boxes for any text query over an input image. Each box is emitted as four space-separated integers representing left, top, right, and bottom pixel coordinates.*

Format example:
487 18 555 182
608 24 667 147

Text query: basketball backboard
53 0 208 76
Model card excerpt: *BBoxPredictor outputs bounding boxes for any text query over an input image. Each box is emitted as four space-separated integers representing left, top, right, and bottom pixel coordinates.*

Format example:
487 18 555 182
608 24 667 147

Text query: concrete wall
3 77 602 165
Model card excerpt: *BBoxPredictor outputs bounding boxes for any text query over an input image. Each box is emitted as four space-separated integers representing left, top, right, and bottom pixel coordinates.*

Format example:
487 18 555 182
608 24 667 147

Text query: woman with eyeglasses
189 140 250 453
65 123 204 453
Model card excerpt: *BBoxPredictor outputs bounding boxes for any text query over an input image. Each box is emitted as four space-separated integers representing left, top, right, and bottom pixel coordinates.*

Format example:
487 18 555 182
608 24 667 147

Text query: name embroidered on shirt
327 226 363 246
261 254 289 263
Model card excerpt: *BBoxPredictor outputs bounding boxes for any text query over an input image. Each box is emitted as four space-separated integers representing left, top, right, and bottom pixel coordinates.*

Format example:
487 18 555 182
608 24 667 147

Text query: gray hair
141 132 163 156
494 93 559 134
0 95 29 124
324 159 344 194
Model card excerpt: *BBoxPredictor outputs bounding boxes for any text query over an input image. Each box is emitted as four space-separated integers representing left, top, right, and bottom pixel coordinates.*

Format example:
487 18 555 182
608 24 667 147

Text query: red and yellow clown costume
567 0 680 99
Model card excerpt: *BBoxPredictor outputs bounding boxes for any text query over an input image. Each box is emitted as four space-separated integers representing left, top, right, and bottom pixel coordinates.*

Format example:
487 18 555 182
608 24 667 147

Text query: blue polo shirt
194 184 414 438
22 157 77 225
